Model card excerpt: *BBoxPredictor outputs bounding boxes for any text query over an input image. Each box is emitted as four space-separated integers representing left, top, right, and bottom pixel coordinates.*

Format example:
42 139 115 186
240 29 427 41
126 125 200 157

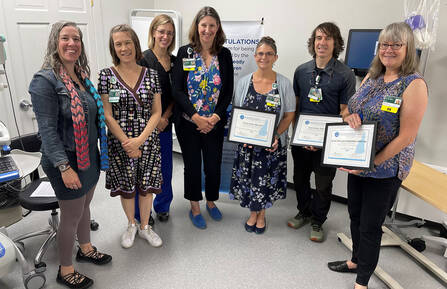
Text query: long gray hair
42 21 90 76
369 22 418 79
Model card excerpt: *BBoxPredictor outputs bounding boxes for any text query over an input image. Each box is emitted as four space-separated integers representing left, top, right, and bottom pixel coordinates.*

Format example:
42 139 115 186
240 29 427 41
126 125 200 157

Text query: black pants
175 118 224 202
348 174 401 286
291 146 336 225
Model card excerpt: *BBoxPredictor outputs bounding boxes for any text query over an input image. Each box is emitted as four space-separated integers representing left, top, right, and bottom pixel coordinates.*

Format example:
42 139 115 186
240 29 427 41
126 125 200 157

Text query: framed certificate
322 122 377 170
228 106 278 148
291 113 343 147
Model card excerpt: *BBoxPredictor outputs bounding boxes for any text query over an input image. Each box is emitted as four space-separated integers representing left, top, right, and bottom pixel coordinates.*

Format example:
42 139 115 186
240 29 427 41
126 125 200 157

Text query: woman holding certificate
327 22 428 289
230 36 295 234
172 6 233 229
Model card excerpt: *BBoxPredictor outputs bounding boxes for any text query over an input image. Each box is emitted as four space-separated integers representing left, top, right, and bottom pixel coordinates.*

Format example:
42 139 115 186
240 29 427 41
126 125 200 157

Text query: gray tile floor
2 153 446 289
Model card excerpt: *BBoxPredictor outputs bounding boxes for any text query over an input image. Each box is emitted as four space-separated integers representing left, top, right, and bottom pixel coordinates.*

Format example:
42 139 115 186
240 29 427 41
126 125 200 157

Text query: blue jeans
135 130 173 221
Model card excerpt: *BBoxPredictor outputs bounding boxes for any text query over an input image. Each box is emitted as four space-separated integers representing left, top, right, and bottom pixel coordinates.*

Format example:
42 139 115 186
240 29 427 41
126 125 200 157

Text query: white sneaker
138 225 162 247
121 223 137 248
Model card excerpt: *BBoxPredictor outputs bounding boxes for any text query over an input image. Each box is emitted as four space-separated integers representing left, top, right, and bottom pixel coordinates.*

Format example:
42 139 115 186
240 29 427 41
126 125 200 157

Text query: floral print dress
229 77 288 211
184 52 222 120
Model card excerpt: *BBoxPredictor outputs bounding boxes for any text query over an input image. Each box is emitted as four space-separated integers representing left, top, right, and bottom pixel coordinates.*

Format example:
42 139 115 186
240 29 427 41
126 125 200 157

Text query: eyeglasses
255 51 276 57
155 29 174 37
379 43 404 50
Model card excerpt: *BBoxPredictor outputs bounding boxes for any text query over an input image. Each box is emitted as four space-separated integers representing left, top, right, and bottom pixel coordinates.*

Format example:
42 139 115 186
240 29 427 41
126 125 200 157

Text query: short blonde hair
369 22 419 79
147 14 176 54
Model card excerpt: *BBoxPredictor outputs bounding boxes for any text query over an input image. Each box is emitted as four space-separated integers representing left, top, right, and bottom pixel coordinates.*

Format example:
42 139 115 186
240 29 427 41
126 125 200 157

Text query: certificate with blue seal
291 113 343 147
228 106 278 148
322 122 377 169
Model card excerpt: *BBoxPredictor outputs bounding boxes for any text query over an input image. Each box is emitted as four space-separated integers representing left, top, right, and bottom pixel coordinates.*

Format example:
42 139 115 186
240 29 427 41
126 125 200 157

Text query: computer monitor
345 29 382 77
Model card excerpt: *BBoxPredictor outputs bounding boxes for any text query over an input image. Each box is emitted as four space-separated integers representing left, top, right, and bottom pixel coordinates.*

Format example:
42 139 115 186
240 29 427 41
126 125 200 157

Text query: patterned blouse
185 52 222 118
97 67 162 196
348 73 423 180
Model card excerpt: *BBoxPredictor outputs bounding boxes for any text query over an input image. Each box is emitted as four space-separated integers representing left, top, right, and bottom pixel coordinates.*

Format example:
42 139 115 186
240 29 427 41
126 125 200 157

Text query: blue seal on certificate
0 241 5 258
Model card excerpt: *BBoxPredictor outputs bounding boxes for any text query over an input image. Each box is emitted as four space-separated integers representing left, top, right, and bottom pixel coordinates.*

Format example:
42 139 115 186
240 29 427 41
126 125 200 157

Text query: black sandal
76 246 112 265
56 266 93 289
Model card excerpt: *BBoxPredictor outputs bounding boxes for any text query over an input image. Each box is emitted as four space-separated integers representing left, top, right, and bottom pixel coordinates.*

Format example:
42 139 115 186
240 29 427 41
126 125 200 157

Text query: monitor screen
345 29 381 76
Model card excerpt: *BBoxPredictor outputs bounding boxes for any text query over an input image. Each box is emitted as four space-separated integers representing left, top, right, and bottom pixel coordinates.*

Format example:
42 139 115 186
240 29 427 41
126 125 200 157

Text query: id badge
108 89 120 103
182 58 196 71
266 94 280 107
381 95 402 113
308 87 322 102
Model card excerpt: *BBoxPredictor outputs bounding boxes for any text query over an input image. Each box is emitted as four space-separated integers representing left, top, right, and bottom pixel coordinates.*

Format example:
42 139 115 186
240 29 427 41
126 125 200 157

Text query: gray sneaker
310 223 324 242
287 213 310 229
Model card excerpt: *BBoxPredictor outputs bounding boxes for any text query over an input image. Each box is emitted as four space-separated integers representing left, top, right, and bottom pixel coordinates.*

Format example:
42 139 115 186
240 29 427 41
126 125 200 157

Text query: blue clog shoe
206 205 222 221
189 210 206 229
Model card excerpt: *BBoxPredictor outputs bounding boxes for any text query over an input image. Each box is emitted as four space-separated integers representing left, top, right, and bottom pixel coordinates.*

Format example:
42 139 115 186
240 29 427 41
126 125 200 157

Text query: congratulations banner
222 21 264 84
215 21 264 194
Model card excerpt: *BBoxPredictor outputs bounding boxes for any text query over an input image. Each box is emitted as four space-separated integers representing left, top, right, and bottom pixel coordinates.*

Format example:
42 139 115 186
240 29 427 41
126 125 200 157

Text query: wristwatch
58 163 70 172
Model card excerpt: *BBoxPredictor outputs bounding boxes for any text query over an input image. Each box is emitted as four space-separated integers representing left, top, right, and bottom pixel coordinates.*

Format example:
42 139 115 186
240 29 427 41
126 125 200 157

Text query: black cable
1 63 25 150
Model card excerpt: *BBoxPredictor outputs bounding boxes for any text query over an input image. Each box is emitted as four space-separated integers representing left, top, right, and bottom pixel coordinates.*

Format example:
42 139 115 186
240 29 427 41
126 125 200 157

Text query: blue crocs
206 205 222 221
189 211 206 229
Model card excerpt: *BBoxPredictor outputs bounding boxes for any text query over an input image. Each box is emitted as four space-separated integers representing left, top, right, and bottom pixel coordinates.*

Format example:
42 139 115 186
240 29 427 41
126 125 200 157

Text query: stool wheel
24 272 46 289
34 261 46 273
90 220 99 231
408 238 426 252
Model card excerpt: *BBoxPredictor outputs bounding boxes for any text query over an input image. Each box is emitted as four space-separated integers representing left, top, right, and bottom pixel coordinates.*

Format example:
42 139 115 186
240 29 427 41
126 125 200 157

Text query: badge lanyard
266 82 280 108
182 47 196 71
108 76 120 103
380 81 404 114
308 70 323 102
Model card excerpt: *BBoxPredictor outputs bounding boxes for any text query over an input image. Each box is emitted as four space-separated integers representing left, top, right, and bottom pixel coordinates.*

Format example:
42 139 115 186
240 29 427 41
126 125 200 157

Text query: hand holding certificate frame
291 113 343 147
322 122 377 170
228 106 278 148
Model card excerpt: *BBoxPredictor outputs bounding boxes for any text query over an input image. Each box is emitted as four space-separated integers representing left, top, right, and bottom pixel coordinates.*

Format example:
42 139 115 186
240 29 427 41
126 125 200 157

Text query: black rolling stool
13 177 59 270
10 134 59 271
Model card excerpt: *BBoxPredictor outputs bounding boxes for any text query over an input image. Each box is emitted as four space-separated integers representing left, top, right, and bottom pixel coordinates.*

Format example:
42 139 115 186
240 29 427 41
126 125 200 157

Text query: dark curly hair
307 22 344 59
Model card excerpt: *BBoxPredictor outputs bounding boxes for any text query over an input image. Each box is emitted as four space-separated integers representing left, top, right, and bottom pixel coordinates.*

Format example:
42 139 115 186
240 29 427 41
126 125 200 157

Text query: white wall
96 0 155 68
153 0 447 167
154 0 447 222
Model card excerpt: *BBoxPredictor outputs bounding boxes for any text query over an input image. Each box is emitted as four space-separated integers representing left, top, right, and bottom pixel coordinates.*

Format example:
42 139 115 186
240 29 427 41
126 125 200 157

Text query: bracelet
274 132 281 139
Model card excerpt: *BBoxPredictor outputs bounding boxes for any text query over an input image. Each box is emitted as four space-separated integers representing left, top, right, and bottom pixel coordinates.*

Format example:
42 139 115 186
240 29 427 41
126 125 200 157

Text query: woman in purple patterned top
98 25 163 250
327 22 428 289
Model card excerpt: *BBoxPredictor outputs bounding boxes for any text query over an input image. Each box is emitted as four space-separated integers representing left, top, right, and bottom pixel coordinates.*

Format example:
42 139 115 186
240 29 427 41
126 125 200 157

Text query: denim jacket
29 68 78 168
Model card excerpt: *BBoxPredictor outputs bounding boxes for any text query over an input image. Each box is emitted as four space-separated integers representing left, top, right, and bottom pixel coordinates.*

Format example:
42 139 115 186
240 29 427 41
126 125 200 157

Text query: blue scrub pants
134 130 174 222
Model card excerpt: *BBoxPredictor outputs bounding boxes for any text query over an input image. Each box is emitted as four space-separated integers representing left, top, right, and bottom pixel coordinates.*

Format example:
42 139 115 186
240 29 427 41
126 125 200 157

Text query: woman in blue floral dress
230 37 295 234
